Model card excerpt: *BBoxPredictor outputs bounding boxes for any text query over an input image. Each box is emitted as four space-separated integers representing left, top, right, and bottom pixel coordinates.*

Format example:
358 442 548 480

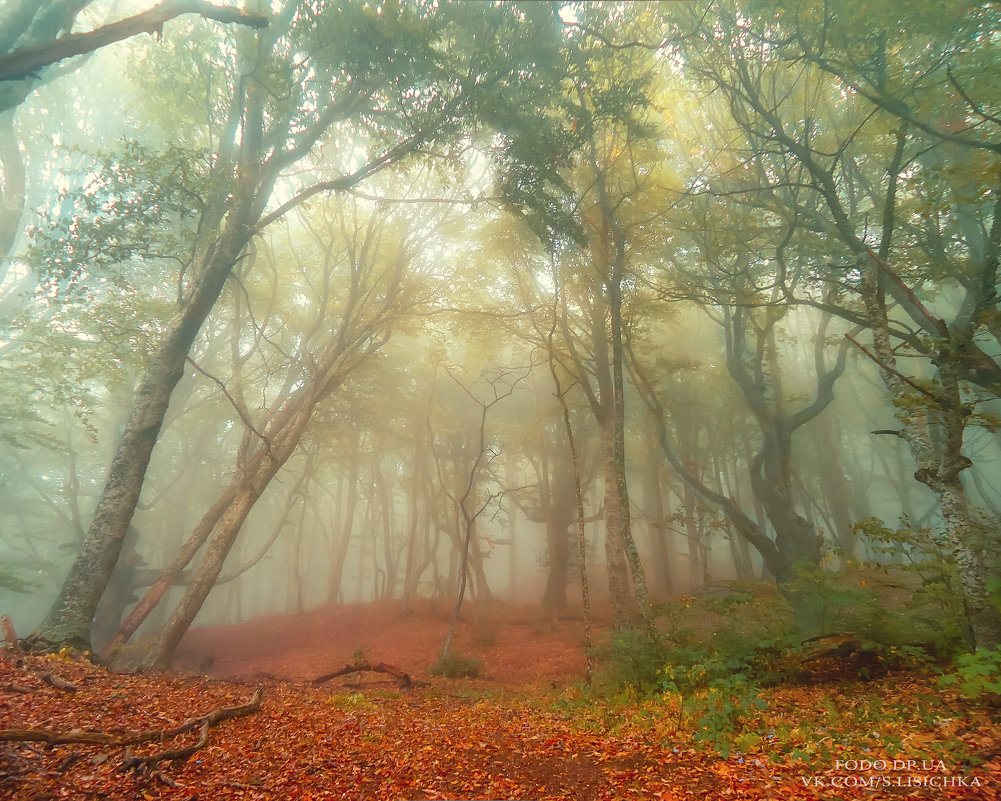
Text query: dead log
0 685 264 747
313 660 413 688
0 727 120 745
796 634 884 682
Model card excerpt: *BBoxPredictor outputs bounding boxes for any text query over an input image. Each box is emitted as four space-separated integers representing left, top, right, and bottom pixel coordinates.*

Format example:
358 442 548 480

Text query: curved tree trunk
29 201 260 650
27 23 273 650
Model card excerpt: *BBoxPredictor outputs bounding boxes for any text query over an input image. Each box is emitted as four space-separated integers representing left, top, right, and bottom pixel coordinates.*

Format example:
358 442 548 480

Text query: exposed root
0 685 264 774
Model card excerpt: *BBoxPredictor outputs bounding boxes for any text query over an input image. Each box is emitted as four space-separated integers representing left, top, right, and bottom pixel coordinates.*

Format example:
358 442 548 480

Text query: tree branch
845 334 938 401
187 357 272 454
0 0 268 83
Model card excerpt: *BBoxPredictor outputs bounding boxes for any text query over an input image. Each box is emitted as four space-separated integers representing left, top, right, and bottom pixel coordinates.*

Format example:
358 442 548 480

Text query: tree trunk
682 483 703 590
141 396 314 669
30 225 254 650
542 510 571 611
600 418 634 629
862 271 1001 649
327 455 359 606
0 118 25 279
813 414 858 566
102 484 238 660
644 447 672 598
28 39 271 649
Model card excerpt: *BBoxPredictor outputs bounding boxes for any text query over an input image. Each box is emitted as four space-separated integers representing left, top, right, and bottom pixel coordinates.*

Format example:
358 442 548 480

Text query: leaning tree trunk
102 484 239 661
141 392 317 670
143 478 278 670
27 36 274 650
29 200 261 651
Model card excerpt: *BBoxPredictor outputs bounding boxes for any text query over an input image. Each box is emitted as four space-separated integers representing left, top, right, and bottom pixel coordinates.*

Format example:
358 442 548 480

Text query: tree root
0 685 263 772
121 719 210 773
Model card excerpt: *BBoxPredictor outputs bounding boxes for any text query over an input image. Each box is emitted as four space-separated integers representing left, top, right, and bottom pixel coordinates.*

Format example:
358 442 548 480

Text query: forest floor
2 600 1000 800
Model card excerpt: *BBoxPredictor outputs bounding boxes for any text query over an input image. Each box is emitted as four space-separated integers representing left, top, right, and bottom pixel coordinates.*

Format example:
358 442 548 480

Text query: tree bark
30 209 259 650
102 485 237 660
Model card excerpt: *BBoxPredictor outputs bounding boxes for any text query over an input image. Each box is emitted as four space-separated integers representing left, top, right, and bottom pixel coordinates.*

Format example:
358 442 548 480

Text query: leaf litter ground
2 601 999 800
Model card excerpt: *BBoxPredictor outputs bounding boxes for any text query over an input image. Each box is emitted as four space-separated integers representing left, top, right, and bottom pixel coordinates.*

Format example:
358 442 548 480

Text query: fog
2 0 1000 665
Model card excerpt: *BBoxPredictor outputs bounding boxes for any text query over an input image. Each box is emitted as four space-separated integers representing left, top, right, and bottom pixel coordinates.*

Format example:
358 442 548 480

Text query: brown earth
172 599 608 689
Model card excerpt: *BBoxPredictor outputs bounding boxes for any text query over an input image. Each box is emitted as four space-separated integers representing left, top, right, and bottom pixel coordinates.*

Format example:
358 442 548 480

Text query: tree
632 185 857 586
0 0 266 281
0 1 267 94
136 192 437 668
28 0 574 651
508 5 673 631
670 0 1001 647
433 362 530 664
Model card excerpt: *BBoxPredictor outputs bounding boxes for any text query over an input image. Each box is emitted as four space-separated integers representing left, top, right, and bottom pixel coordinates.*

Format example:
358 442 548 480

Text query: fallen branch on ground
121 718 210 773
0 685 264 752
313 661 413 688
42 672 78 693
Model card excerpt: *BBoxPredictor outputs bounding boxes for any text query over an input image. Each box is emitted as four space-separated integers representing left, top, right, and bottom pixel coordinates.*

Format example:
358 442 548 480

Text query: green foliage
26 140 208 295
939 647 1001 703
853 517 976 651
600 629 671 690
663 587 799 684
326 692 378 713
429 651 481 679
787 565 868 638
589 579 960 755
590 588 794 755
666 671 768 758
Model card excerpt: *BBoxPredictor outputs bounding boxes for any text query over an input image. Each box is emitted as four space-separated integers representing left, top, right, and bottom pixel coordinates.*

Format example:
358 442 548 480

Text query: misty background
1 0 1000 665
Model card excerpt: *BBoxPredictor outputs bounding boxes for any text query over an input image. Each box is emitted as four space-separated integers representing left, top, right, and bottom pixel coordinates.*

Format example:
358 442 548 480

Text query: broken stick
42 672 78 693
121 719 210 773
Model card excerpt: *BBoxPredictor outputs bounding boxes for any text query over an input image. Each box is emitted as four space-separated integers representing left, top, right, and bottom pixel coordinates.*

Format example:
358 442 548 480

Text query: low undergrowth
568 577 1000 761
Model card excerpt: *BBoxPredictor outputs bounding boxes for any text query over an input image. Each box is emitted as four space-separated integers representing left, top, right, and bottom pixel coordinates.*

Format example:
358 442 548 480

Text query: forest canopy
0 0 999 672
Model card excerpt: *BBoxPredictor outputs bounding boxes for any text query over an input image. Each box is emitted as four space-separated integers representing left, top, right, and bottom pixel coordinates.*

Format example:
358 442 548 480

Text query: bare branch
845 333 938 401
186 357 272 453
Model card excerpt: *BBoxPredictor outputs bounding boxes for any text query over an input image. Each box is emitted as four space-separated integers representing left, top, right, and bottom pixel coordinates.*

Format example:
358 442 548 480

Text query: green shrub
939 647 1001 703
429 651 481 678
600 629 671 690
852 517 982 651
